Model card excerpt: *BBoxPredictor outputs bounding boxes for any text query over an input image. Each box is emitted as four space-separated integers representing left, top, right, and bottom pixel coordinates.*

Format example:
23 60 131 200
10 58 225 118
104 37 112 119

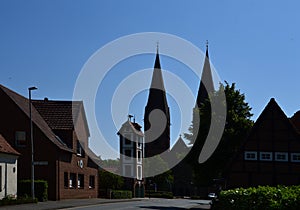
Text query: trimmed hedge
147 191 173 199
0 195 38 206
18 180 48 202
111 190 132 199
214 185 300 210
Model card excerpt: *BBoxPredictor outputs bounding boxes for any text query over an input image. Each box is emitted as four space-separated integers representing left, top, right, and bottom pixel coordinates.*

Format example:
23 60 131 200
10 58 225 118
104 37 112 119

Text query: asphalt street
1 198 211 210
63 198 211 210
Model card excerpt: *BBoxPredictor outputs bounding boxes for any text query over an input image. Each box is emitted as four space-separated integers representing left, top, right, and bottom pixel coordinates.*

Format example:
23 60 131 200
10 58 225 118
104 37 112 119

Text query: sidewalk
1 198 143 210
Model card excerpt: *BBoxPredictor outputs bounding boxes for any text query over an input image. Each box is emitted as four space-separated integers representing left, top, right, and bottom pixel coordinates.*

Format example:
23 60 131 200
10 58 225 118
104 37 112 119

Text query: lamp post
29 86 37 200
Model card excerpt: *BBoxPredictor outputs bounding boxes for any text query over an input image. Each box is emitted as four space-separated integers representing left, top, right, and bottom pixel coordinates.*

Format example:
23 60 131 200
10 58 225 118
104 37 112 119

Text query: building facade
0 84 99 200
118 116 144 197
227 98 300 188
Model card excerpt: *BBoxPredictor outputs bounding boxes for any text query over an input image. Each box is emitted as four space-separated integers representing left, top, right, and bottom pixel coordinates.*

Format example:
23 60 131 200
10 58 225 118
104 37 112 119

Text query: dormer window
77 140 85 157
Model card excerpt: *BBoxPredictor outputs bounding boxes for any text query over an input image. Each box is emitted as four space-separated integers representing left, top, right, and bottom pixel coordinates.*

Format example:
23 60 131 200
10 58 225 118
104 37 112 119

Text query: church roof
146 48 169 111
196 42 214 108
171 135 189 154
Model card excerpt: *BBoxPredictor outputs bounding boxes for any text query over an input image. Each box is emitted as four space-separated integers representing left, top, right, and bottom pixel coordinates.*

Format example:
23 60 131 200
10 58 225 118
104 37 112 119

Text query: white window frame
137 150 142 163
137 136 142 149
244 151 257 160
260 152 273 161
275 152 288 162
291 153 300 162
137 165 142 180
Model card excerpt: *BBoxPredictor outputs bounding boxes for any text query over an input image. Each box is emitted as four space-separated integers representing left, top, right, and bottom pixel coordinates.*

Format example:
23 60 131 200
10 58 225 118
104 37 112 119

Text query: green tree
98 169 124 190
144 155 173 192
184 81 253 186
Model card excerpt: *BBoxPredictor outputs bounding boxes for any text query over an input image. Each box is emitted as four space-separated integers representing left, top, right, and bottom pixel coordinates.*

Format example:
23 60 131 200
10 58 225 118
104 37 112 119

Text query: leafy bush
111 190 132 199
146 190 173 199
18 180 48 202
0 195 37 206
214 185 300 210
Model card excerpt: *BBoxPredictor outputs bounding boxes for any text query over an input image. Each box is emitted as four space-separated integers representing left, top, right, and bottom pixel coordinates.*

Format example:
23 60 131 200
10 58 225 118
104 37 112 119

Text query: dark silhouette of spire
144 47 170 157
196 41 214 108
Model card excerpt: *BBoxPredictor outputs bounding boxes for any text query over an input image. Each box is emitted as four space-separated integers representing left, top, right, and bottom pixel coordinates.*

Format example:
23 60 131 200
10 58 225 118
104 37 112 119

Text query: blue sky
1 1 300 159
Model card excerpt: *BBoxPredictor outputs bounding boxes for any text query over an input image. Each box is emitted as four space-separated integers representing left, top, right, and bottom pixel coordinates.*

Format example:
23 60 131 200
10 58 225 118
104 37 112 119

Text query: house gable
227 98 300 188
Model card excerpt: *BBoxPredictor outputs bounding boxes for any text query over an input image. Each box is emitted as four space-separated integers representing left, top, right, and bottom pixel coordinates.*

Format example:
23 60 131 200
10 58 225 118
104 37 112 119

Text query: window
275 152 288 162
69 173 76 188
244 151 257 160
15 131 26 147
137 150 142 163
124 165 132 177
77 141 85 157
124 149 132 160
137 166 142 180
124 134 132 145
78 174 84 189
291 153 300 162
89 176 95 189
260 152 273 161
64 172 68 188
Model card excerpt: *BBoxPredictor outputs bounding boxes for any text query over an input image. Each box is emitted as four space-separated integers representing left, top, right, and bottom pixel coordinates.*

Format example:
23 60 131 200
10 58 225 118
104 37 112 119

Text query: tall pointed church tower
144 47 170 157
192 42 215 141
196 41 214 108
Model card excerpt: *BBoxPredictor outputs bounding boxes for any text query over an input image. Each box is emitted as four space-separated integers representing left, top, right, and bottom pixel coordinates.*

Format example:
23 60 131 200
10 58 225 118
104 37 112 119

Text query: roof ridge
0 85 73 153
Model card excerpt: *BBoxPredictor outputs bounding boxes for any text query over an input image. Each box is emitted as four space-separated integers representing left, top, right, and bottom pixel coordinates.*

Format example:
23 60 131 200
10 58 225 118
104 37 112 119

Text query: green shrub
214 185 300 210
111 190 132 199
18 180 48 202
146 190 173 199
0 195 37 206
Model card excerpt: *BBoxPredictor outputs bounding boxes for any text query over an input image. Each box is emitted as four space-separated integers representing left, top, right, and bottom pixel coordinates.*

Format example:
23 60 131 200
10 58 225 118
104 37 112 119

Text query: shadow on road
137 205 210 210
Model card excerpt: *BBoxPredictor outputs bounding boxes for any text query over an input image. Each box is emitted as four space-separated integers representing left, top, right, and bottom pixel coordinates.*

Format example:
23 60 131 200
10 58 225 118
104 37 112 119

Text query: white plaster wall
0 154 18 199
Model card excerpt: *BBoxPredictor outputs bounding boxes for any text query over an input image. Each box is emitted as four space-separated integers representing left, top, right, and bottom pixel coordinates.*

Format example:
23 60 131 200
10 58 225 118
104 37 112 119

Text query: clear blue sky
1 1 300 159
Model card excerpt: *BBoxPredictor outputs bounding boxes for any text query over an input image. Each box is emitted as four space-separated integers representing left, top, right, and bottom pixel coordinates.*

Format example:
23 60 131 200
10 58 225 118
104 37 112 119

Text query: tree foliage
144 155 173 191
98 169 124 190
184 81 253 186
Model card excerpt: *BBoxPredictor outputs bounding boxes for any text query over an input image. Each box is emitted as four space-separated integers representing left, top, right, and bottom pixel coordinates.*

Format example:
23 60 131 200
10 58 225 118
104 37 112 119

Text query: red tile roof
32 99 82 130
0 134 20 156
0 85 73 153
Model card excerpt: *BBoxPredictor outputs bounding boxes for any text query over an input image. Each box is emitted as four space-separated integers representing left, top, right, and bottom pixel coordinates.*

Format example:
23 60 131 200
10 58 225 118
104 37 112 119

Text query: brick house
0 84 99 200
227 98 300 188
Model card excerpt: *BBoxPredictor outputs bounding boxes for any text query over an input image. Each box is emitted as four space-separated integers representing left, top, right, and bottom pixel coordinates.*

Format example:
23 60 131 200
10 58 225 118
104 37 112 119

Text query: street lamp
28 86 37 200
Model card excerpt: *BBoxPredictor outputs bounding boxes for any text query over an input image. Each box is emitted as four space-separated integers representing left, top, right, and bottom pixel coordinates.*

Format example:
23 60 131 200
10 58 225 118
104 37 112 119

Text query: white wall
0 154 18 199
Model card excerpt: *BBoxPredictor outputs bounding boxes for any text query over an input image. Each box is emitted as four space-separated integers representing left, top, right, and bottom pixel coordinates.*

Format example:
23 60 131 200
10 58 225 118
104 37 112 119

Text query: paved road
1 198 211 210
63 198 211 210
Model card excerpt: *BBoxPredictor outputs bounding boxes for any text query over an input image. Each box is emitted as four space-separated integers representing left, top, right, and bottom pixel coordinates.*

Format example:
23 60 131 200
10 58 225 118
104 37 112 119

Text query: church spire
148 45 166 98
144 46 170 157
195 41 214 108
